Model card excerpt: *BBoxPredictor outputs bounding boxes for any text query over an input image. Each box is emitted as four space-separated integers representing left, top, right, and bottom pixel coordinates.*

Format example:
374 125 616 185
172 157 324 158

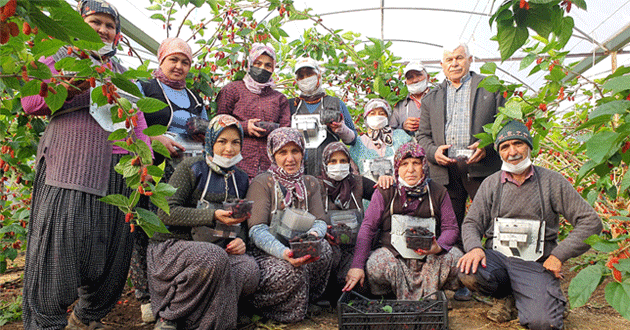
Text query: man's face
441 46 472 83
498 139 530 166
296 67 317 81
405 70 427 85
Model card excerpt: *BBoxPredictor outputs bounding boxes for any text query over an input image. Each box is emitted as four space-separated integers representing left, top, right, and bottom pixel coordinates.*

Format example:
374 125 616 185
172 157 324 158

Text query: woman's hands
214 209 248 225
151 135 185 157
376 175 395 189
343 268 365 292
225 238 246 255
59 77 91 100
414 237 443 256
247 118 267 137
282 248 319 267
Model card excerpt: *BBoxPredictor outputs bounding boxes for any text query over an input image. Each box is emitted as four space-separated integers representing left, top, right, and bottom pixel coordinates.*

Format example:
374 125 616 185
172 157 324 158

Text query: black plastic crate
338 290 448 330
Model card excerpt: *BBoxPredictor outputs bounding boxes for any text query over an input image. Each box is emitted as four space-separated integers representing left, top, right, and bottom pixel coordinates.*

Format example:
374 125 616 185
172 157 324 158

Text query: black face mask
249 66 273 83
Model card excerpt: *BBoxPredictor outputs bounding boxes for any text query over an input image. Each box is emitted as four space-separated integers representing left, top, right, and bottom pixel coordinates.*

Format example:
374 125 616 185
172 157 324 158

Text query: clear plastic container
290 237 323 258
223 200 254 218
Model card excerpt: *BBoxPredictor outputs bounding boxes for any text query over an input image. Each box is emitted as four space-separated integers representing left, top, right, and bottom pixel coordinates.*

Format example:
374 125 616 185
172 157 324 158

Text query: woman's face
327 151 349 165
212 127 241 159
252 54 275 73
367 107 388 117
398 157 424 186
84 13 117 44
274 142 303 174
160 53 191 82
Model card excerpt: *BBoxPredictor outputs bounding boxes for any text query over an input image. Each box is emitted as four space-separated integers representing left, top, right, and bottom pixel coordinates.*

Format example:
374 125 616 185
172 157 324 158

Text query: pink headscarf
154 37 193 89
243 43 277 94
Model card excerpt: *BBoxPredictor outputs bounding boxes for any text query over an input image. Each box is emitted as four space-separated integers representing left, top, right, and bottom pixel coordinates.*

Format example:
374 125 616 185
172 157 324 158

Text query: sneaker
66 311 112 330
487 296 517 323
141 303 156 323
154 318 178 330
453 287 472 301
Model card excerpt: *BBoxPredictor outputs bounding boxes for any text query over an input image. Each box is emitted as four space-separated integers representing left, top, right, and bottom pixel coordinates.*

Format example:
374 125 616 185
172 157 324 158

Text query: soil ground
2 252 629 330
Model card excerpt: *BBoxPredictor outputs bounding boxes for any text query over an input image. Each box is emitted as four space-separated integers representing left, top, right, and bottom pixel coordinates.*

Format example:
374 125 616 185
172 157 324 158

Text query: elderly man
288 57 357 176
457 121 602 330
390 61 430 134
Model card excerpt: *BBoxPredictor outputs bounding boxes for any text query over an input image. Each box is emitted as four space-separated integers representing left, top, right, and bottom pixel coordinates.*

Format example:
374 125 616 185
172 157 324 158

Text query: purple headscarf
320 142 358 209
394 142 430 198
267 127 306 207
243 43 277 94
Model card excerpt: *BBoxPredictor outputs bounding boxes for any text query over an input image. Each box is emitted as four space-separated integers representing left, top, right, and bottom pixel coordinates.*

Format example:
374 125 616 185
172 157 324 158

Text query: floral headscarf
154 37 193 89
320 142 358 209
267 127 307 207
243 43 277 95
77 0 121 57
204 115 244 174
394 142 430 198
364 98 393 148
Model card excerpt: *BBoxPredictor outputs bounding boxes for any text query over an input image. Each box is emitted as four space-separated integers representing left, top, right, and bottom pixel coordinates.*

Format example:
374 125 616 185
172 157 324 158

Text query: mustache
507 154 524 161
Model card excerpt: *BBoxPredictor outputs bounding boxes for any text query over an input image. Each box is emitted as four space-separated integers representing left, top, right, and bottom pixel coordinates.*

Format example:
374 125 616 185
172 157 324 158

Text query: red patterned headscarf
77 0 121 57
267 128 306 207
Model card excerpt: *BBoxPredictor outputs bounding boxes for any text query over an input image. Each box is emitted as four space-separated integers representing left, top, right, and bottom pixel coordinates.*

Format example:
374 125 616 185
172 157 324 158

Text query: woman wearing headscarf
216 43 291 179
149 115 259 329
131 37 207 322
343 142 463 300
348 98 412 180
246 128 333 323
318 142 376 301
20 1 151 329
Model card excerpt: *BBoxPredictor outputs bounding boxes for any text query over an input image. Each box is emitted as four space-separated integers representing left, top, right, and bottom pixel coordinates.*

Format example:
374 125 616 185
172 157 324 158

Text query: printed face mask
366 115 388 130
327 163 350 181
249 66 272 83
407 79 428 95
297 75 319 94
212 153 243 169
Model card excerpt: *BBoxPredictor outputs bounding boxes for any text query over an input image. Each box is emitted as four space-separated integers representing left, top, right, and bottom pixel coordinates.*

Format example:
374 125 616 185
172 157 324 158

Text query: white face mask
407 79 428 95
501 148 532 174
212 153 243 169
398 176 419 188
326 163 350 181
366 115 388 130
97 42 115 57
297 75 319 94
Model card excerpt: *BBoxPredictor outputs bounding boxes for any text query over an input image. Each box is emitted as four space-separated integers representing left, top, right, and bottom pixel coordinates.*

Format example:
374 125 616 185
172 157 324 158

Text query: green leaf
382 305 393 313
620 170 630 194
568 264 603 308
20 80 41 97
605 280 630 320
499 101 523 120
28 61 52 80
602 75 630 94
137 98 168 114
136 207 169 238
99 194 130 208
149 194 170 215
555 16 574 49
32 40 67 58
111 76 143 98
136 139 153 164
45 84 68 113
151 139 171 159
525 4 558 39
146 4 161 10
108 128 129 141
585 131 619 163
154 182 177 196
584 234 620 253
590 100 630 119
520 54 536 70
143 124 168 137
497 21 529 61
91 85 108 107
0 223 27 236
615 259 630 273
208 0 219 14
146 165 164 179
480 62 497 75
478 75 502 93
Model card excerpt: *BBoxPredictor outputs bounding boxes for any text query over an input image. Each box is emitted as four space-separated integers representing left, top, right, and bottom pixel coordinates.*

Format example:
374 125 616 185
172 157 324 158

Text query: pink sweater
22 55 150 196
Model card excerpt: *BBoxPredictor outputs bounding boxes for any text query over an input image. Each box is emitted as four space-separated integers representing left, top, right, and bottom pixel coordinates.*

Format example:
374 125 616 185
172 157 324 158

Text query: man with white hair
390 61 430 134
289 57 357 176
457 120 602 329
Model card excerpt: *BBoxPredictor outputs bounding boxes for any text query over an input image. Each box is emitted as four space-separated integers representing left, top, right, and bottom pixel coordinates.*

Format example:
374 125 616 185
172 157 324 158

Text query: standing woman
349 98 412 179
20 1 151 329
132 37 207 322
246 128 333 323
319 142 376 298
216 43 291 179
344 143 462 300
149 115 259 329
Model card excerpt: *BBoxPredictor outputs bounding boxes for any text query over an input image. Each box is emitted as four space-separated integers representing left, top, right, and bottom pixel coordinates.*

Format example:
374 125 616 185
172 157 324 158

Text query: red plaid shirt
216 80 291 178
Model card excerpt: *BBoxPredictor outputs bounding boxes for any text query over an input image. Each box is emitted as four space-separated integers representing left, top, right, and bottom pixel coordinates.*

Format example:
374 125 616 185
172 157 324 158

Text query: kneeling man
457 120 602 330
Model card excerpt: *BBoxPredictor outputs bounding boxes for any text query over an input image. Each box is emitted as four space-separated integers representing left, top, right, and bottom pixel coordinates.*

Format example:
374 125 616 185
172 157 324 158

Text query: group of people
19 1 603 330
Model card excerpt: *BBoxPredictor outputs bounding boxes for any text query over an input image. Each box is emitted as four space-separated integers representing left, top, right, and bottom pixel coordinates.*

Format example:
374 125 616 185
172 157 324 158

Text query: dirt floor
2 252 630 330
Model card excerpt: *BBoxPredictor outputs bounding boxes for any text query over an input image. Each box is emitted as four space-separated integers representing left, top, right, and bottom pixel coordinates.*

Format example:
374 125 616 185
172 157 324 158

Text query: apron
390 185 436 260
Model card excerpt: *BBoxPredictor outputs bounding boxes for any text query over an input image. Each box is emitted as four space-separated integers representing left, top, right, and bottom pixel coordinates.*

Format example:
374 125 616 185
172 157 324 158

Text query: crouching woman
149 115 259 329
246 128 333 323
344 142 462 300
